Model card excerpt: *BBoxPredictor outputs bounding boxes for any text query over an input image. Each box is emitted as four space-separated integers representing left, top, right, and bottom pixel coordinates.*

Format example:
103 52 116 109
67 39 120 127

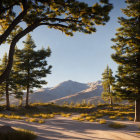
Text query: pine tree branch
45 17 82 23
39 22 68 28
0 0 28 45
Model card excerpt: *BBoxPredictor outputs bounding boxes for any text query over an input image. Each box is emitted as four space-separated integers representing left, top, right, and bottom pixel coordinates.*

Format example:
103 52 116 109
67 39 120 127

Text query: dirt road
0 117 140 140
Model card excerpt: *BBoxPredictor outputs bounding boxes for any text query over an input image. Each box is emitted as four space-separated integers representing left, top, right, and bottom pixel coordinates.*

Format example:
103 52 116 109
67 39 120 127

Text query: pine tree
16 34 52 107
12 47 25 106
0 53 14 110
101 65 115 105
111 0 140 121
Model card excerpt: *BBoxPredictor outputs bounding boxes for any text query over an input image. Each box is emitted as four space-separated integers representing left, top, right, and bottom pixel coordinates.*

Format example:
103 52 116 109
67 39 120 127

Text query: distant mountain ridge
30 80 103 104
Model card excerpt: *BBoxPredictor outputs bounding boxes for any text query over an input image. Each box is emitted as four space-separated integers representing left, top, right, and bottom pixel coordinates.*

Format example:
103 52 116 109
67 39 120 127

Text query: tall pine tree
0 53 15 110
16 34 52 107
111 0 140 121
102 65 115 105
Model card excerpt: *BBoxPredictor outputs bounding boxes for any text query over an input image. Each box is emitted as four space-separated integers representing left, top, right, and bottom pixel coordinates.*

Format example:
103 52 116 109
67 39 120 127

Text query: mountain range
30 80 104 104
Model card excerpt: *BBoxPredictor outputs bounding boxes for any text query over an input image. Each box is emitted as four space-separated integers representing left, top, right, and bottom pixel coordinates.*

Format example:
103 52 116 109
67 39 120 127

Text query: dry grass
99 119 106 124
109 116 117 120
25 118 45 124
61 113 71 117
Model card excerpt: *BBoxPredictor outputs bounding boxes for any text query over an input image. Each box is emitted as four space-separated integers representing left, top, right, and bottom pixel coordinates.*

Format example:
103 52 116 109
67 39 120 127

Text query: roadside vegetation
0 103 135 125
0 128 37 140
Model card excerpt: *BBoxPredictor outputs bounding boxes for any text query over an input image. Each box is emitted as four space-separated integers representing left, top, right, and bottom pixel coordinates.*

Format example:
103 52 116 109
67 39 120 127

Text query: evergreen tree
0 0 113 84
12 48 25 106
101 65 115 105
16 34 52 107
0 53 14 110
111 0 140 121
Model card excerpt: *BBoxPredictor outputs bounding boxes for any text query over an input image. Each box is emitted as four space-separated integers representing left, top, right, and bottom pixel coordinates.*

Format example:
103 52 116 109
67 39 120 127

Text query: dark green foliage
0 0 113 38
0 53 16 109
108 122 126 129
111 0 140 101
15 34 52 106
111 0 140 121
0 129 37 140
17 34 52 89
101 65 116 104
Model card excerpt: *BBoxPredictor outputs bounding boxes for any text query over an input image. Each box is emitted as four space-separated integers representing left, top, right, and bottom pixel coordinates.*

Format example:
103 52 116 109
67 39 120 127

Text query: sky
0 0 126 87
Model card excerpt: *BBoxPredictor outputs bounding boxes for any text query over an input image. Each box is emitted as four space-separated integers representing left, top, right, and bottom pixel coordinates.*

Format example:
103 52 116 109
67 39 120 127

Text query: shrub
38 119 45 124
99 119 106 124
109 116 117 120
89 119 94 122
72 116 83 121
0 128 36 140
25 118 38 123
61 113 71 117
0 114 4 118
127 116 134 121
4 115 23 120
80 113 88 117
85 116 93 121
108 122 126 129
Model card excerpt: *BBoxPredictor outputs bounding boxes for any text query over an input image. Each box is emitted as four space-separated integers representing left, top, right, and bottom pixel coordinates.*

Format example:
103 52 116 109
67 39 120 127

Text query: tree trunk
5 82 10 110
134 99 140 122
25 86 29 108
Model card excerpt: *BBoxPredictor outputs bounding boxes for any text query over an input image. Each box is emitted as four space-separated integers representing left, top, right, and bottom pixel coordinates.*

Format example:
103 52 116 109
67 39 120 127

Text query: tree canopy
111 0 140 121
0 0 113 84
111 0 140 101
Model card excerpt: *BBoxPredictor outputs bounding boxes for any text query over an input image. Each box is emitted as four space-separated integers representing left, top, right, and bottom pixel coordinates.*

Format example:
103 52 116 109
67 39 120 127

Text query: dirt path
0 117 140 140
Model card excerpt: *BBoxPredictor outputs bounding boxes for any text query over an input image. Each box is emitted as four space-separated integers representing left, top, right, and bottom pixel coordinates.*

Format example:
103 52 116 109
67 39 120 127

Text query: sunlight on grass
61 113 71 117
25 118 38 123
127 116 134 121
0 114 23 120
33 113 54 119
25 118 45 124
109 116 117 120
72 116 85 121
99 119 107 124
38 119 45 124
136 132 140 135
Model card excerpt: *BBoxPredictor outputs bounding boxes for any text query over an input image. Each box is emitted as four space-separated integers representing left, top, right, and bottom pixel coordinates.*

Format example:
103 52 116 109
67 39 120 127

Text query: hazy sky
0 0 126 87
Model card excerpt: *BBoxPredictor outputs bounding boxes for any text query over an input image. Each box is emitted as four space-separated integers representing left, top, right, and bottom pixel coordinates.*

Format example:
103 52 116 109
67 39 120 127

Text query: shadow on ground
0 117 140 140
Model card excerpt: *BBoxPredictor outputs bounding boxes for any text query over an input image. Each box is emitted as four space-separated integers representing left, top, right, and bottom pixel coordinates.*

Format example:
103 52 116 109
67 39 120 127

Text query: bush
38 119 45 124
109 116 117 120
108 122 126 129
0 128 36 140
127 116 134 121
61 113 71 117
99 119 106 124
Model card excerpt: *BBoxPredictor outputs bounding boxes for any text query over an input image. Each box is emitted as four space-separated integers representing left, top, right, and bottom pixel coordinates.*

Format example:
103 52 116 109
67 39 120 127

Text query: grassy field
0 103 137 140
0 103 135 124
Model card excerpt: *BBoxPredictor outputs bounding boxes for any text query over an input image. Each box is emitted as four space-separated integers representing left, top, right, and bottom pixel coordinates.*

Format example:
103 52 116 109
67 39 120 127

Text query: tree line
0 34 52 109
